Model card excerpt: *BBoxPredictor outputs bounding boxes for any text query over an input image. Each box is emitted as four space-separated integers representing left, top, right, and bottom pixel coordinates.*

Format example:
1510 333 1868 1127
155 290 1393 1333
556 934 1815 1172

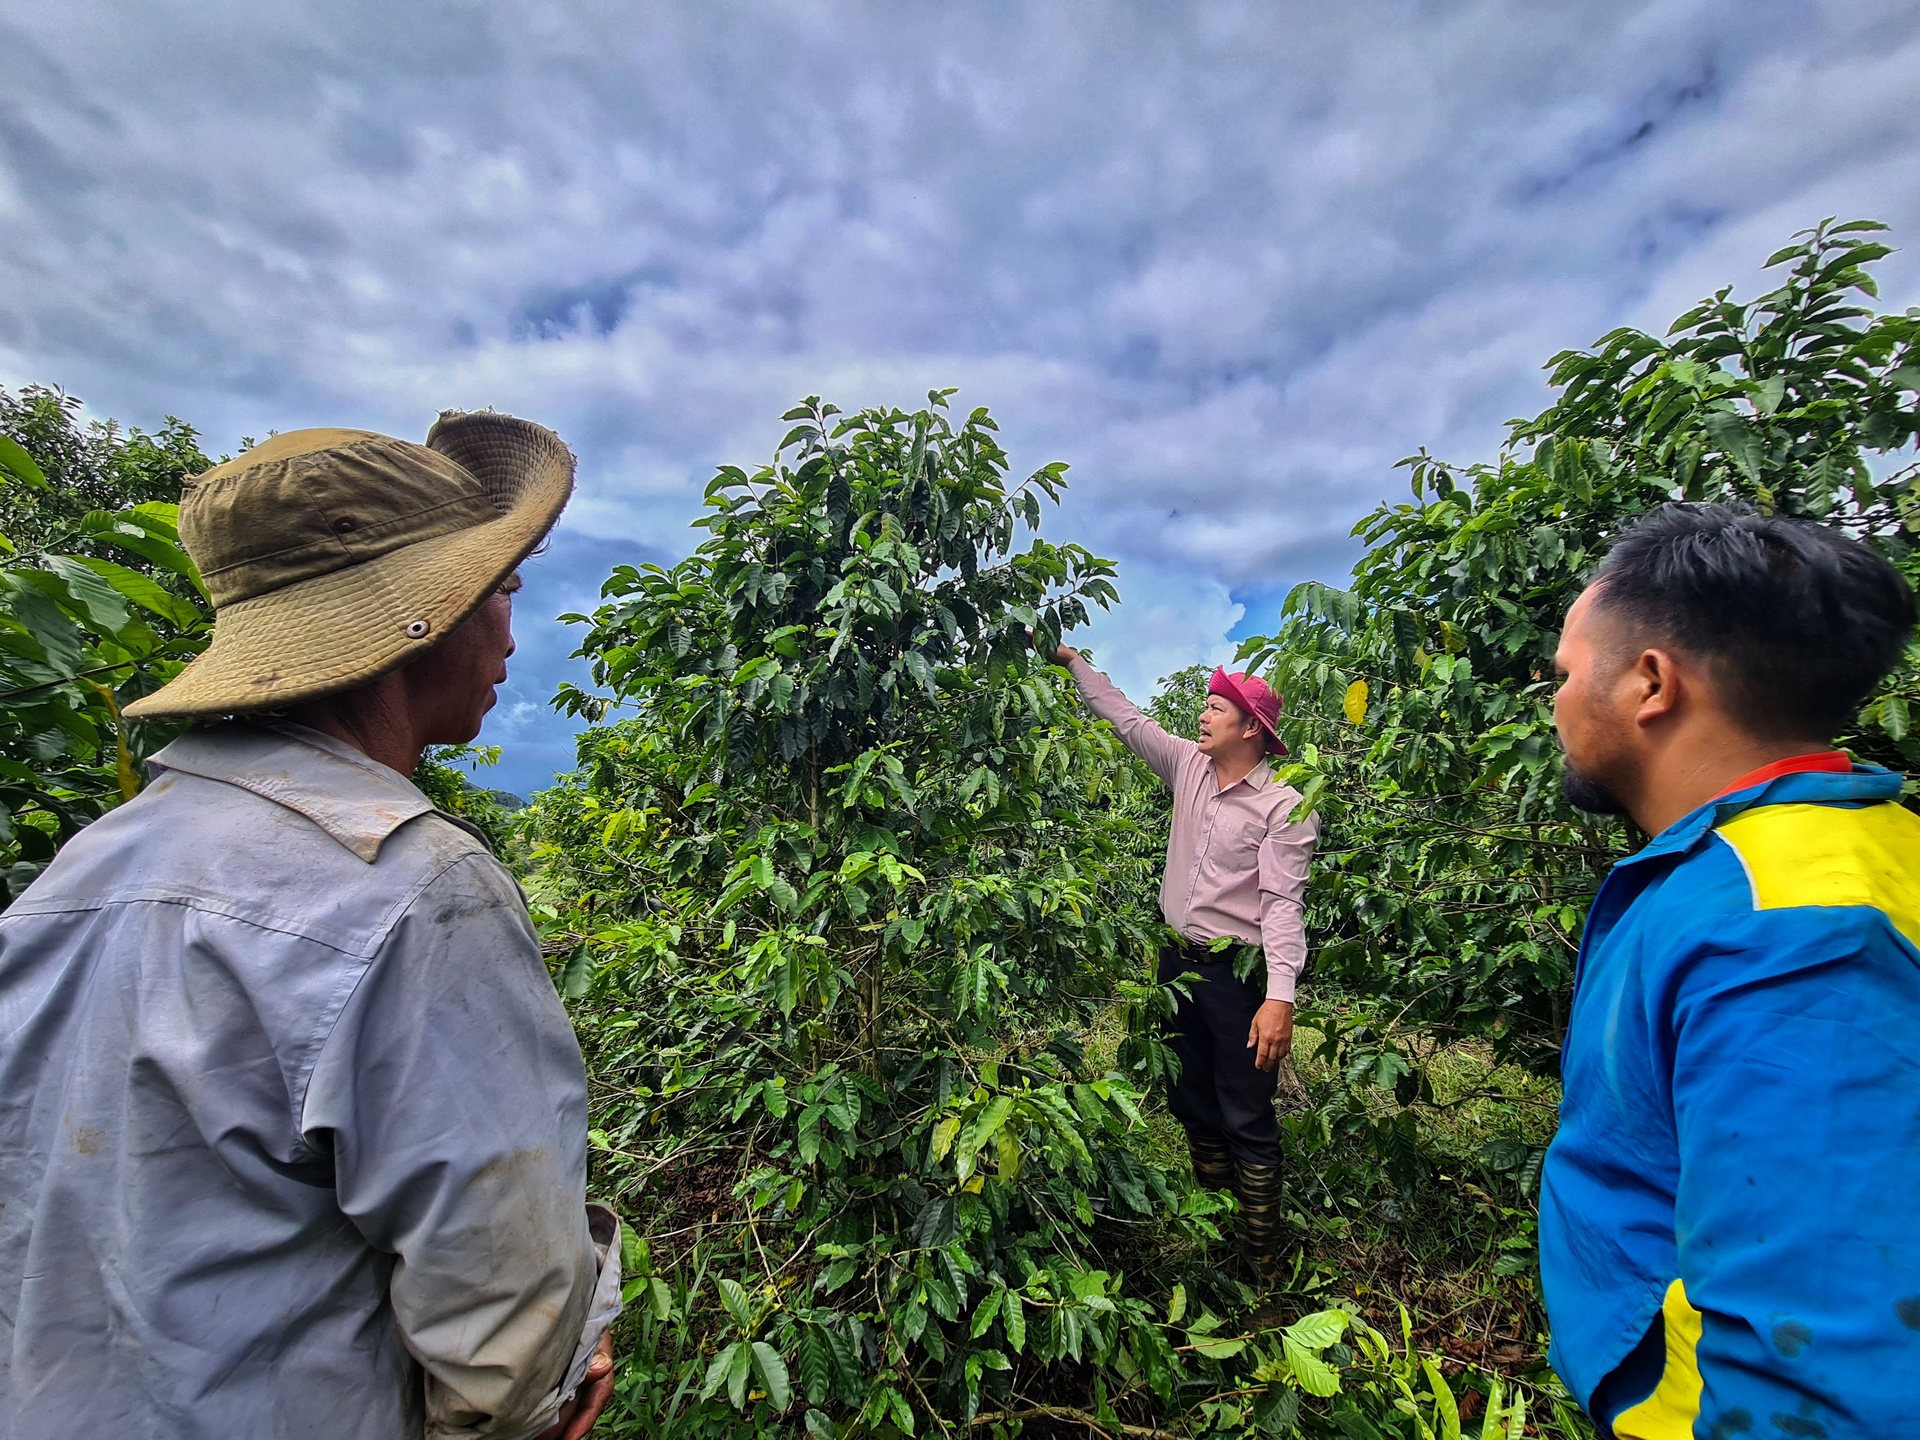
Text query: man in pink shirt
1054 645 1318 1273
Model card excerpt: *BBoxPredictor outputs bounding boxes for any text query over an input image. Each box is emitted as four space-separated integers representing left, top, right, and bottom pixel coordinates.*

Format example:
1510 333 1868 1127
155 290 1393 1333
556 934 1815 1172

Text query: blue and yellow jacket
1540 764 1920 1439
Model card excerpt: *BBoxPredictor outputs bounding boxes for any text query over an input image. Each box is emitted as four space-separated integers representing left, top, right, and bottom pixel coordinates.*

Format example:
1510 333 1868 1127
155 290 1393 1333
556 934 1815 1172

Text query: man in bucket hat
0 415 620 1439
1051 644 1317 1275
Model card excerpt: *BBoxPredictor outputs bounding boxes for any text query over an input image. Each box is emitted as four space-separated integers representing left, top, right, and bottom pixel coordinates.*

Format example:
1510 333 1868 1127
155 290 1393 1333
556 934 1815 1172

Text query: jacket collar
147 720 435 863
1618 763 1906 872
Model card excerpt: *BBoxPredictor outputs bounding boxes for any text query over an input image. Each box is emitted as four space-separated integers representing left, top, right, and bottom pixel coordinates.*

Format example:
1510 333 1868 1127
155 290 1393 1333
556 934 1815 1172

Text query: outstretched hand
1247 999 1293 1072
1026 629 1078 665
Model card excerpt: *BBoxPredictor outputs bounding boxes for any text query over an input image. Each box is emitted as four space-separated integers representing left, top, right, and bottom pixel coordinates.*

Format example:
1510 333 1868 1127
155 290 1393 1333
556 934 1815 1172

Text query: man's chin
1560 764 1626 816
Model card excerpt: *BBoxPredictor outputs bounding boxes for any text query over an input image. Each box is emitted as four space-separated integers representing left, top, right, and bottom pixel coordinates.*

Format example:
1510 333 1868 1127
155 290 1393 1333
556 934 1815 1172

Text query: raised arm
1057 647 1196 786
304 851 619 1440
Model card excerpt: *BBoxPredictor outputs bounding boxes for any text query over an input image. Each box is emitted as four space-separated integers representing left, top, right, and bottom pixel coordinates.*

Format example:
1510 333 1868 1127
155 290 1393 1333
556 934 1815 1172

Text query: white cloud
3 0 1919 789
1073 562 1245 708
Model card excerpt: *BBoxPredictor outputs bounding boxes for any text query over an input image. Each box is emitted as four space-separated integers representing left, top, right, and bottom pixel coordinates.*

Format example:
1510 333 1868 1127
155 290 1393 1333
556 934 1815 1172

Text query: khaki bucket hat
123 411 574 721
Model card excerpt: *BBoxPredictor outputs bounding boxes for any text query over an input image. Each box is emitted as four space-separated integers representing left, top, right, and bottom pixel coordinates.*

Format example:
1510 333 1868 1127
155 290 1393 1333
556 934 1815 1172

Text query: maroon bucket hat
1208 666 1288 756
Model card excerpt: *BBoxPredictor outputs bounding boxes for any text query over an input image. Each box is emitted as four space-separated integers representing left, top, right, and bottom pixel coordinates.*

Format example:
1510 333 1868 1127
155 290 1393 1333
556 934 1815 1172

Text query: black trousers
1158 942 1283 1168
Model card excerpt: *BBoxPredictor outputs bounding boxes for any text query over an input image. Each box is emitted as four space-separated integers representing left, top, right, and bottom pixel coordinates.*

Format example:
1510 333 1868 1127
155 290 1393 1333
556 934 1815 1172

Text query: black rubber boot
1232 1160 1286 1280
1187 1132 1235 1195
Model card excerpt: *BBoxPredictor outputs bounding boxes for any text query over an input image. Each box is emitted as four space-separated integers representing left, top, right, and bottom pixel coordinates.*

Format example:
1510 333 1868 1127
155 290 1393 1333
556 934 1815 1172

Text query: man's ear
1630 647 1685 728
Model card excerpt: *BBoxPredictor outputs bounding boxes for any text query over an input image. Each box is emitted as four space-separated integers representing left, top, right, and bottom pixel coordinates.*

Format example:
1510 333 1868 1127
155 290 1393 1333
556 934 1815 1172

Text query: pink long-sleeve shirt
1068 653 1318 1002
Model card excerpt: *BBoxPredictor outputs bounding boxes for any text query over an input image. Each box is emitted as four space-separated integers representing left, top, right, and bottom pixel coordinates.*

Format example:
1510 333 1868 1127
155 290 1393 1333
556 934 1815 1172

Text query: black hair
1589 503 1915 742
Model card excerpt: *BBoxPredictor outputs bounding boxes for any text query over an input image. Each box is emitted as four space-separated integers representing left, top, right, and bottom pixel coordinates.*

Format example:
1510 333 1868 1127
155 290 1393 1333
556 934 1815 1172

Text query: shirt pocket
1206 810 1266 869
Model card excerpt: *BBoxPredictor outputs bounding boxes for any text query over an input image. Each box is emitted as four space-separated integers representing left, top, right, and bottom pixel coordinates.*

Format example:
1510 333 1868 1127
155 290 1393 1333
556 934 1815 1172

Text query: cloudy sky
5 0 1920 795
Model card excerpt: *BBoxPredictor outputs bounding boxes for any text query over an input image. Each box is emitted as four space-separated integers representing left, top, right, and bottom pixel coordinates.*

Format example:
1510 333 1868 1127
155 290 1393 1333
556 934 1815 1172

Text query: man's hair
1589 502 1914 742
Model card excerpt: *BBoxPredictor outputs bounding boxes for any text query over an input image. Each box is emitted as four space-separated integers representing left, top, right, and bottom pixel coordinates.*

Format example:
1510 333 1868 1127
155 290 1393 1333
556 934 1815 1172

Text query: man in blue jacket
1540 503 1920 1438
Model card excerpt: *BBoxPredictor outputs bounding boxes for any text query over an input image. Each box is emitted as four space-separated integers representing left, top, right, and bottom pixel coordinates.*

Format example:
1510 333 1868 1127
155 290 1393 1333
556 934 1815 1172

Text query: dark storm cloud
3 0 1919 774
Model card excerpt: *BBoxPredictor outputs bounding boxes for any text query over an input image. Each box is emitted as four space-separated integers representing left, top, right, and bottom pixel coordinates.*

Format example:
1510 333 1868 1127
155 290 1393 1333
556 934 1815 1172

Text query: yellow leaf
930 1116 960 1162
1342 679 1370 727
995 1128 1022 1182
87 682 141 802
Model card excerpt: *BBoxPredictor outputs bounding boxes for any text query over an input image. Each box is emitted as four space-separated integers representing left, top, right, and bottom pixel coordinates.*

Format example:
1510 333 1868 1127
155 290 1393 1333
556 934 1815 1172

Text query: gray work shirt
0 722 618 1439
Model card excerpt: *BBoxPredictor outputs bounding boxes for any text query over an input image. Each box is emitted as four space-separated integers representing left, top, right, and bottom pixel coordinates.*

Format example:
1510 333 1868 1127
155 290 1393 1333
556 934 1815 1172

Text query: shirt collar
1620 763 1906 871
1210 757 1273 793
147 720 435 864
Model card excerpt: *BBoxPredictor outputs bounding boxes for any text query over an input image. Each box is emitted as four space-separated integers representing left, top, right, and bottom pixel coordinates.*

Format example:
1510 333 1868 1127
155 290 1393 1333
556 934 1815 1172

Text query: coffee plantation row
4 219 1915 1437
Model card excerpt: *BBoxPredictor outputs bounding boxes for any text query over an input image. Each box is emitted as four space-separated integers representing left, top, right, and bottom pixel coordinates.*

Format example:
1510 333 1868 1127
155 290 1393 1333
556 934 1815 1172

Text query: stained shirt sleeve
1257 802 1317 1003
1660 912 1920 1438
302 848 617 1440
1063 651 1196 786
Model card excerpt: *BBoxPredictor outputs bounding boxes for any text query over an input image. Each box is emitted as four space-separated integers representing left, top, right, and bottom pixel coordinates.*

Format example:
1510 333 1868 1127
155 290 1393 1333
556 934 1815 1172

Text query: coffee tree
0 384 210 554
0 401 214 899
535 393 1190 1431
527 394 1538 1436
1240 219 1920 1110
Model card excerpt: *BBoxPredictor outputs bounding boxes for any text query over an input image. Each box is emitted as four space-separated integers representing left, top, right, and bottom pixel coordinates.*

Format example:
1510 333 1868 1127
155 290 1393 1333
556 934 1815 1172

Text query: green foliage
1 385 213 555
531 394 1568 1435
1148 663 1212 742
554 389 1119 748
531 391 1166 1430
0 401 213 899
1239 218 1920 1085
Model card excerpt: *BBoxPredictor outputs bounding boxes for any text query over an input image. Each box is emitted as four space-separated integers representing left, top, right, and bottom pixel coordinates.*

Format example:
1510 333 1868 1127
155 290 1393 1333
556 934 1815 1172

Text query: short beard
1560 761 1627 816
